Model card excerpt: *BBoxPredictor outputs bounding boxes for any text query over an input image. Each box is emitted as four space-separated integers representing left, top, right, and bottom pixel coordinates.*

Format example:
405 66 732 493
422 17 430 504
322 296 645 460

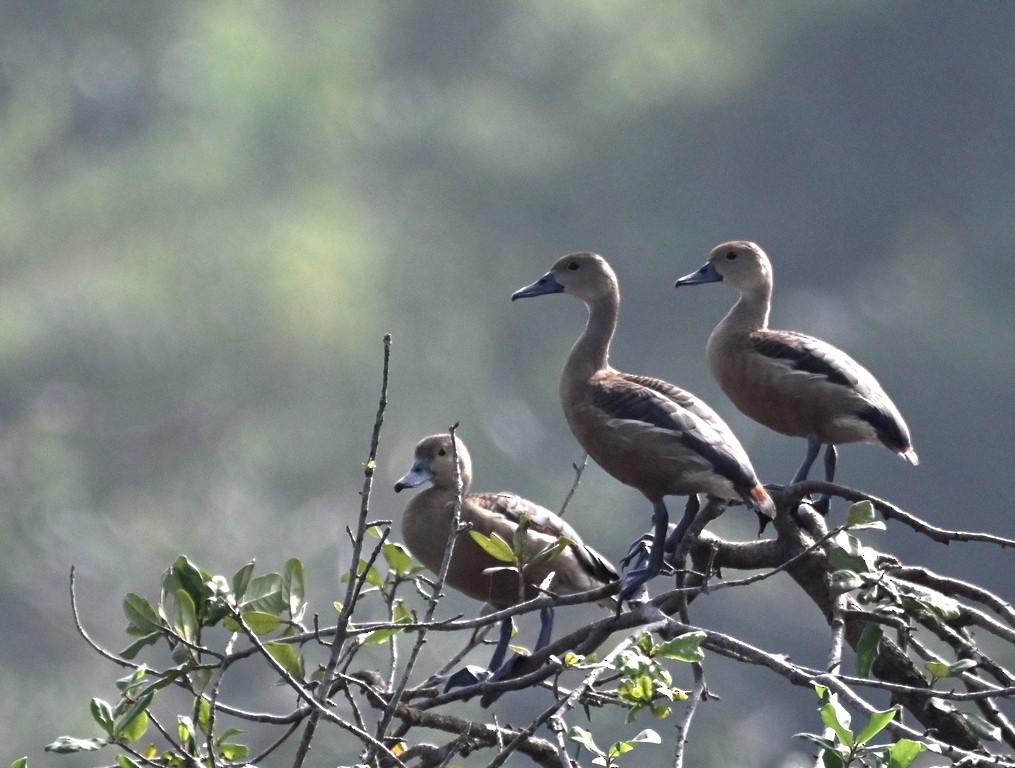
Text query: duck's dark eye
726 251 737 260
567 261 579 271
437 448 446 456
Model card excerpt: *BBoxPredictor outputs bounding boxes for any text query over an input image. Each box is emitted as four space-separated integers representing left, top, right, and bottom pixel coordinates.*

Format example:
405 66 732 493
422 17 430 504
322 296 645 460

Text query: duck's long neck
722 282 771 334
562 291 618 388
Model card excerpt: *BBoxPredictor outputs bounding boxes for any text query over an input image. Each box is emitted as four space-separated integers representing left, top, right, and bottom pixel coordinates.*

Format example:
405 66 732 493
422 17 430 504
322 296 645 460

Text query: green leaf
913 590 962 621
469 530 516 563
121 632 161 659
90 697 115 736
845 500 882 529
382 542 415 575
567 726 604 757
240 573 285 613
114 706 150 744
236 611 284 635
829 569 865 596
655 631 706 662
819 696 854 747
392 599 413 623
342 559 385 588
195 695 212 736
265 641 305 679
629 729 661 745
232 560 256 601
924 661 951 679
218 742 250 760
827 548 870 576
794 733 839 753
178 715 195 746
116 756 142 768
173 589 199 644
948 658 978 675
283 558 306 619
123 593 162 635
526 538 570 568
10 757 27 768
887 738 927 768
166 556 213 606
855 706 899 745
822 750 846 768
44 737 107 753
114 667 148 694
856 624 883 678
513 514 531 558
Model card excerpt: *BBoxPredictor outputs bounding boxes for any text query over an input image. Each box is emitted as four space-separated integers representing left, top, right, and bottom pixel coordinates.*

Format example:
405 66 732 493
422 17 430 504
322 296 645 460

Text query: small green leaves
856 624 883 678
800 686 905 767
845 500 885 531
886 738 926 768
654 631 706 663
123 593 161 635
283 558 306 620
361 600 413 645
44 736 107 753
470 530 516 563
232 560 256 601
568 726 661 766
265 641 306 680
925 658 977 681
10 758 27 768
382 542 415 575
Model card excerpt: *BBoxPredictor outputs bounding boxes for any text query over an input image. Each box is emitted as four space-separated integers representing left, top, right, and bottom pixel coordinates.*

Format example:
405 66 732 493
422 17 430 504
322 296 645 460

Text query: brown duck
394 433 618 685
676 240 918 495
512 253 774 602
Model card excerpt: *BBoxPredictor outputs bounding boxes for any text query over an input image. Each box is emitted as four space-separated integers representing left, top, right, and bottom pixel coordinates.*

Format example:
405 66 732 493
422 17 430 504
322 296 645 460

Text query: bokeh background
2 2 1013 766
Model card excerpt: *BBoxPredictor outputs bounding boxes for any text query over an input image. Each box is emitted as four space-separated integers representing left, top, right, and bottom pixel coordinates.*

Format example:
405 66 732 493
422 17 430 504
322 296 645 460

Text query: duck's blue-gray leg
663 494 700 552
811 444 838 514
619 497 700 603
487 616 514 672
791 434 823 484
488 606 555 682
823 444 837 483
443 616 515 690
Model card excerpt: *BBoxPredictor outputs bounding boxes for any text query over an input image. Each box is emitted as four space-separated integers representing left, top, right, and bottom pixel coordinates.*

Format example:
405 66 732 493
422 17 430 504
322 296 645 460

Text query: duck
394 432 618 687
512 253 774 602
675 240 917 498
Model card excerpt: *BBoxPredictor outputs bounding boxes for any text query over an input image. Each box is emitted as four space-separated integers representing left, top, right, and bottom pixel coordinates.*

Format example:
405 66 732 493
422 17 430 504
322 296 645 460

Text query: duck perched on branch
676 241 917 502
512 253 774 602
394 432 618 687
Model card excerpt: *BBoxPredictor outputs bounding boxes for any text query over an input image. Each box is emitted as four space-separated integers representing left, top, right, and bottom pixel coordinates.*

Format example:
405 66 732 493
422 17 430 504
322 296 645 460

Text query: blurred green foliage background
1 2 1012 766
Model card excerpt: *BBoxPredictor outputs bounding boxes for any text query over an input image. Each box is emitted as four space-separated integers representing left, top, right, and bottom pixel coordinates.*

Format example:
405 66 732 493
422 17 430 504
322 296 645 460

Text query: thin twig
558 452 588 519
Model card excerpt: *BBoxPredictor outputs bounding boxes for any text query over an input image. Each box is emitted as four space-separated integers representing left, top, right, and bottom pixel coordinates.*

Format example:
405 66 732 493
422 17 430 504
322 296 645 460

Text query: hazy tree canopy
1 3 1012 766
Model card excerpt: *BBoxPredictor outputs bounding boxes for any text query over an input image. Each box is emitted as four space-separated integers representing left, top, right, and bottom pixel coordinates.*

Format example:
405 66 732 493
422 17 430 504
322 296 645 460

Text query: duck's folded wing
594 374 757 488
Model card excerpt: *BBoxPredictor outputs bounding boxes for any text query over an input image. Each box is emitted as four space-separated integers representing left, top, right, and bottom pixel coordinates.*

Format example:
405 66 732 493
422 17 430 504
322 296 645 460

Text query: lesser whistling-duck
394 432 618 686
675 240 917 496
512 253 774 601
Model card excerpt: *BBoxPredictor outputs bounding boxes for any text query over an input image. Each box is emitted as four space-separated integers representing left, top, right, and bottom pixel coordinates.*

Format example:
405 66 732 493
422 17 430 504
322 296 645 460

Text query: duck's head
676 241 772 293
394 433 472 492
512 252 618 304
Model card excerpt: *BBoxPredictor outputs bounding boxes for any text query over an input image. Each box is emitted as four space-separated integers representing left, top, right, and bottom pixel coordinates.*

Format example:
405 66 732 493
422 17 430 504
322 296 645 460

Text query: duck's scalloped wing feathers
469 492 619 584
751 330 915 454
591 373 758 489
750 330 859 388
